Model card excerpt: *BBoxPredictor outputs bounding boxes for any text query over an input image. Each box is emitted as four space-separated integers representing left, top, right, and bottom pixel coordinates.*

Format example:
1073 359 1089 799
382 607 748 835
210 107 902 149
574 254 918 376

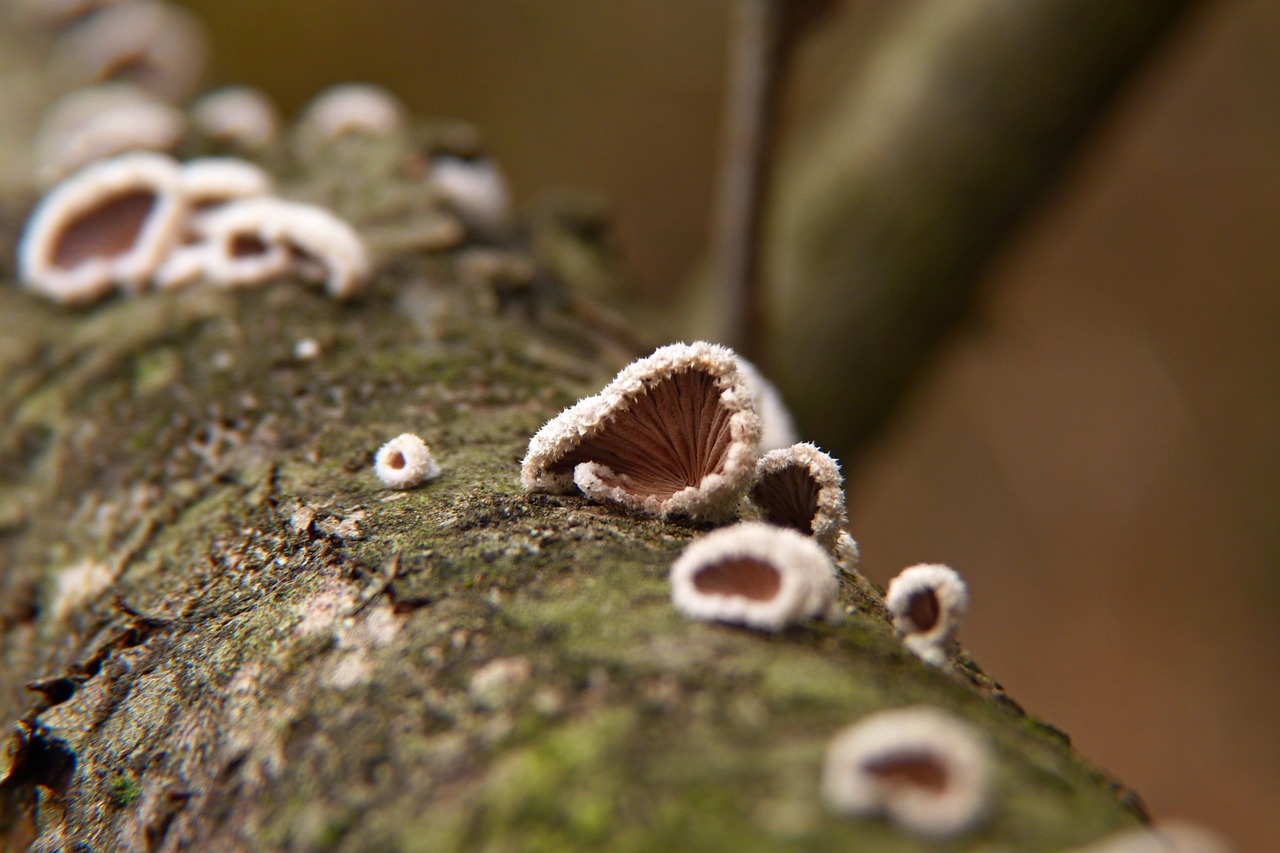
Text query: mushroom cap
177 197 370 297
190 86 280 149
375 433 441 489
734 357 799 452
299 83 405 141
178 157 274 208
885 564 969 666
50 0 208 103
822 706 992 838
19 151 186 305
35 84 186 185
428 154 511 233
750 442 847 552
669 522 838 632
521 341 762 521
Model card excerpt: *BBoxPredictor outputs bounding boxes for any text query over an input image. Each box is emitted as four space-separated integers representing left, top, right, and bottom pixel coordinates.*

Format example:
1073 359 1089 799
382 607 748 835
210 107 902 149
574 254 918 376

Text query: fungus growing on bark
177 157 273 209
190 86 280 150
154 196 370 296
35 84 185 184
374 433 441 489
734 357 799 452
300 83 405 141
50 0 208 103
822 706 992 838
521 341 761 521
428 153 511 233
749 442 847 552
19 151 185 304
885 563 969 666
669 522 838 632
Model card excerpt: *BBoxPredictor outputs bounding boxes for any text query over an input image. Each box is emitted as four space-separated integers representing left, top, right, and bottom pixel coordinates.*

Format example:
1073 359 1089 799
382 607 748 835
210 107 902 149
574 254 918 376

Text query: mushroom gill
691 556 782 602
51 189 156 269
862 750 950 794
751 463 821 535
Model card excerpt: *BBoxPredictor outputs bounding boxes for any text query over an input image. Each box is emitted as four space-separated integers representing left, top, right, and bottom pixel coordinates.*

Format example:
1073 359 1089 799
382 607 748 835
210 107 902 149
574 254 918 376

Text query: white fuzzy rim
750 443 847 552
521 341 762 521
669 522 838 632
178 158 273 207
734 357 799 452
822 706 992 838
885 564 969 666
190 86 280 148
19 151 186 305
300 83 405 141
178 197 370 297
375 433 441 489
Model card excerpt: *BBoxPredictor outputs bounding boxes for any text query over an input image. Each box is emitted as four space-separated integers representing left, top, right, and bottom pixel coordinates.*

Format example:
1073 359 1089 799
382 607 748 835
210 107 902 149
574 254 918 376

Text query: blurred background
119 0 1280 847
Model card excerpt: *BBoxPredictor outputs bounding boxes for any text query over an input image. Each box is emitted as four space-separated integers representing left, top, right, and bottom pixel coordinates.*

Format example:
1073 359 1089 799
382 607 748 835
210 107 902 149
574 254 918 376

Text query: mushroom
374 433 441 489
521 341 762 521
177 157 274 210
669 522 838 632
49 0 208 103
299 83 405 142
822 706 992 838
884 564 969 667
190 86 280 150
427 153 511 234
19 151 186 305
734 357 799 452
34 84 186 185
154 196 370 297
749 442 847 552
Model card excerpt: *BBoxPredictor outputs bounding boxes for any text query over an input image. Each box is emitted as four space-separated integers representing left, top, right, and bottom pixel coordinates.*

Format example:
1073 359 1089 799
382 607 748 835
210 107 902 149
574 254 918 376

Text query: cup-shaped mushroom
734 357 798 452
375 433 441 489
750 443 847 552
19 151 185 305
299 83 405 142
427 153 511 234
190 86 280 150
522 341 762 521
885 564 969 666
178 158 273 211
822 706 992 838
670 522 838 632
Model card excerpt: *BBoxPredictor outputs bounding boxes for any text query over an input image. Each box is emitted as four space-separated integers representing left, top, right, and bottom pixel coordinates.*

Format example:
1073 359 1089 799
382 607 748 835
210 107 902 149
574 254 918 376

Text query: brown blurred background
180 0 1280 848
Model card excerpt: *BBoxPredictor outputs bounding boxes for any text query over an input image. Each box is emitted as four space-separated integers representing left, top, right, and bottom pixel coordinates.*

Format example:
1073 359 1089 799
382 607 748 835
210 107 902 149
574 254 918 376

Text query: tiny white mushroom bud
428 154 512 233
734 357 799 452
822 706 992 839
522 341 762 521
669 522 838 632
300 83 405 141
177 157 274 209
885 564 969 667
750 443 847 553
190 86 280 149
19 151 186 305
375 433 441 489
35 84 186 185
50 0 209 103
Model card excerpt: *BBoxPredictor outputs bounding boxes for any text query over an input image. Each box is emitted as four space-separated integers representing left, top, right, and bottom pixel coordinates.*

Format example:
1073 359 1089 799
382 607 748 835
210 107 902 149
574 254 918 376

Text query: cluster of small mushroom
520 341 994 838
18 151 370 305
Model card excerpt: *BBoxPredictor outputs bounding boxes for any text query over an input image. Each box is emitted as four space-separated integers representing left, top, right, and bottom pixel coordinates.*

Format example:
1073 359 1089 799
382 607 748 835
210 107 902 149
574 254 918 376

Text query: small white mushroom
374 433 441 489
822 706 992 838
34 84 186 185
19 151 186 304
299 83 405 141
734 357 799 452
885 564 969 667
749 443 847 552
669 522 838 632
190 86 280 150
156 196 370 297
178 157 274 209
428 153 511 233
522 341 762 521
49 0 209 103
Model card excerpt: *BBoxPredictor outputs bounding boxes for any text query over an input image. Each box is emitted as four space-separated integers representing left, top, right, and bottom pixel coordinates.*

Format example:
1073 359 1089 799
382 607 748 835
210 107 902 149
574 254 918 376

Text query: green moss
107 772 141 809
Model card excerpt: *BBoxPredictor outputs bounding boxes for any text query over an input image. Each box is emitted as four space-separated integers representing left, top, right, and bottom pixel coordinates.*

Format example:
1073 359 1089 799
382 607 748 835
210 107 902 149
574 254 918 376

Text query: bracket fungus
822 706 992 839
19 151 185 304
669 522 838 632
190 86 280 150
749 442 847 552
155 196 370 297
521 341 761 521
885 563 969 666
374 433 441 489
